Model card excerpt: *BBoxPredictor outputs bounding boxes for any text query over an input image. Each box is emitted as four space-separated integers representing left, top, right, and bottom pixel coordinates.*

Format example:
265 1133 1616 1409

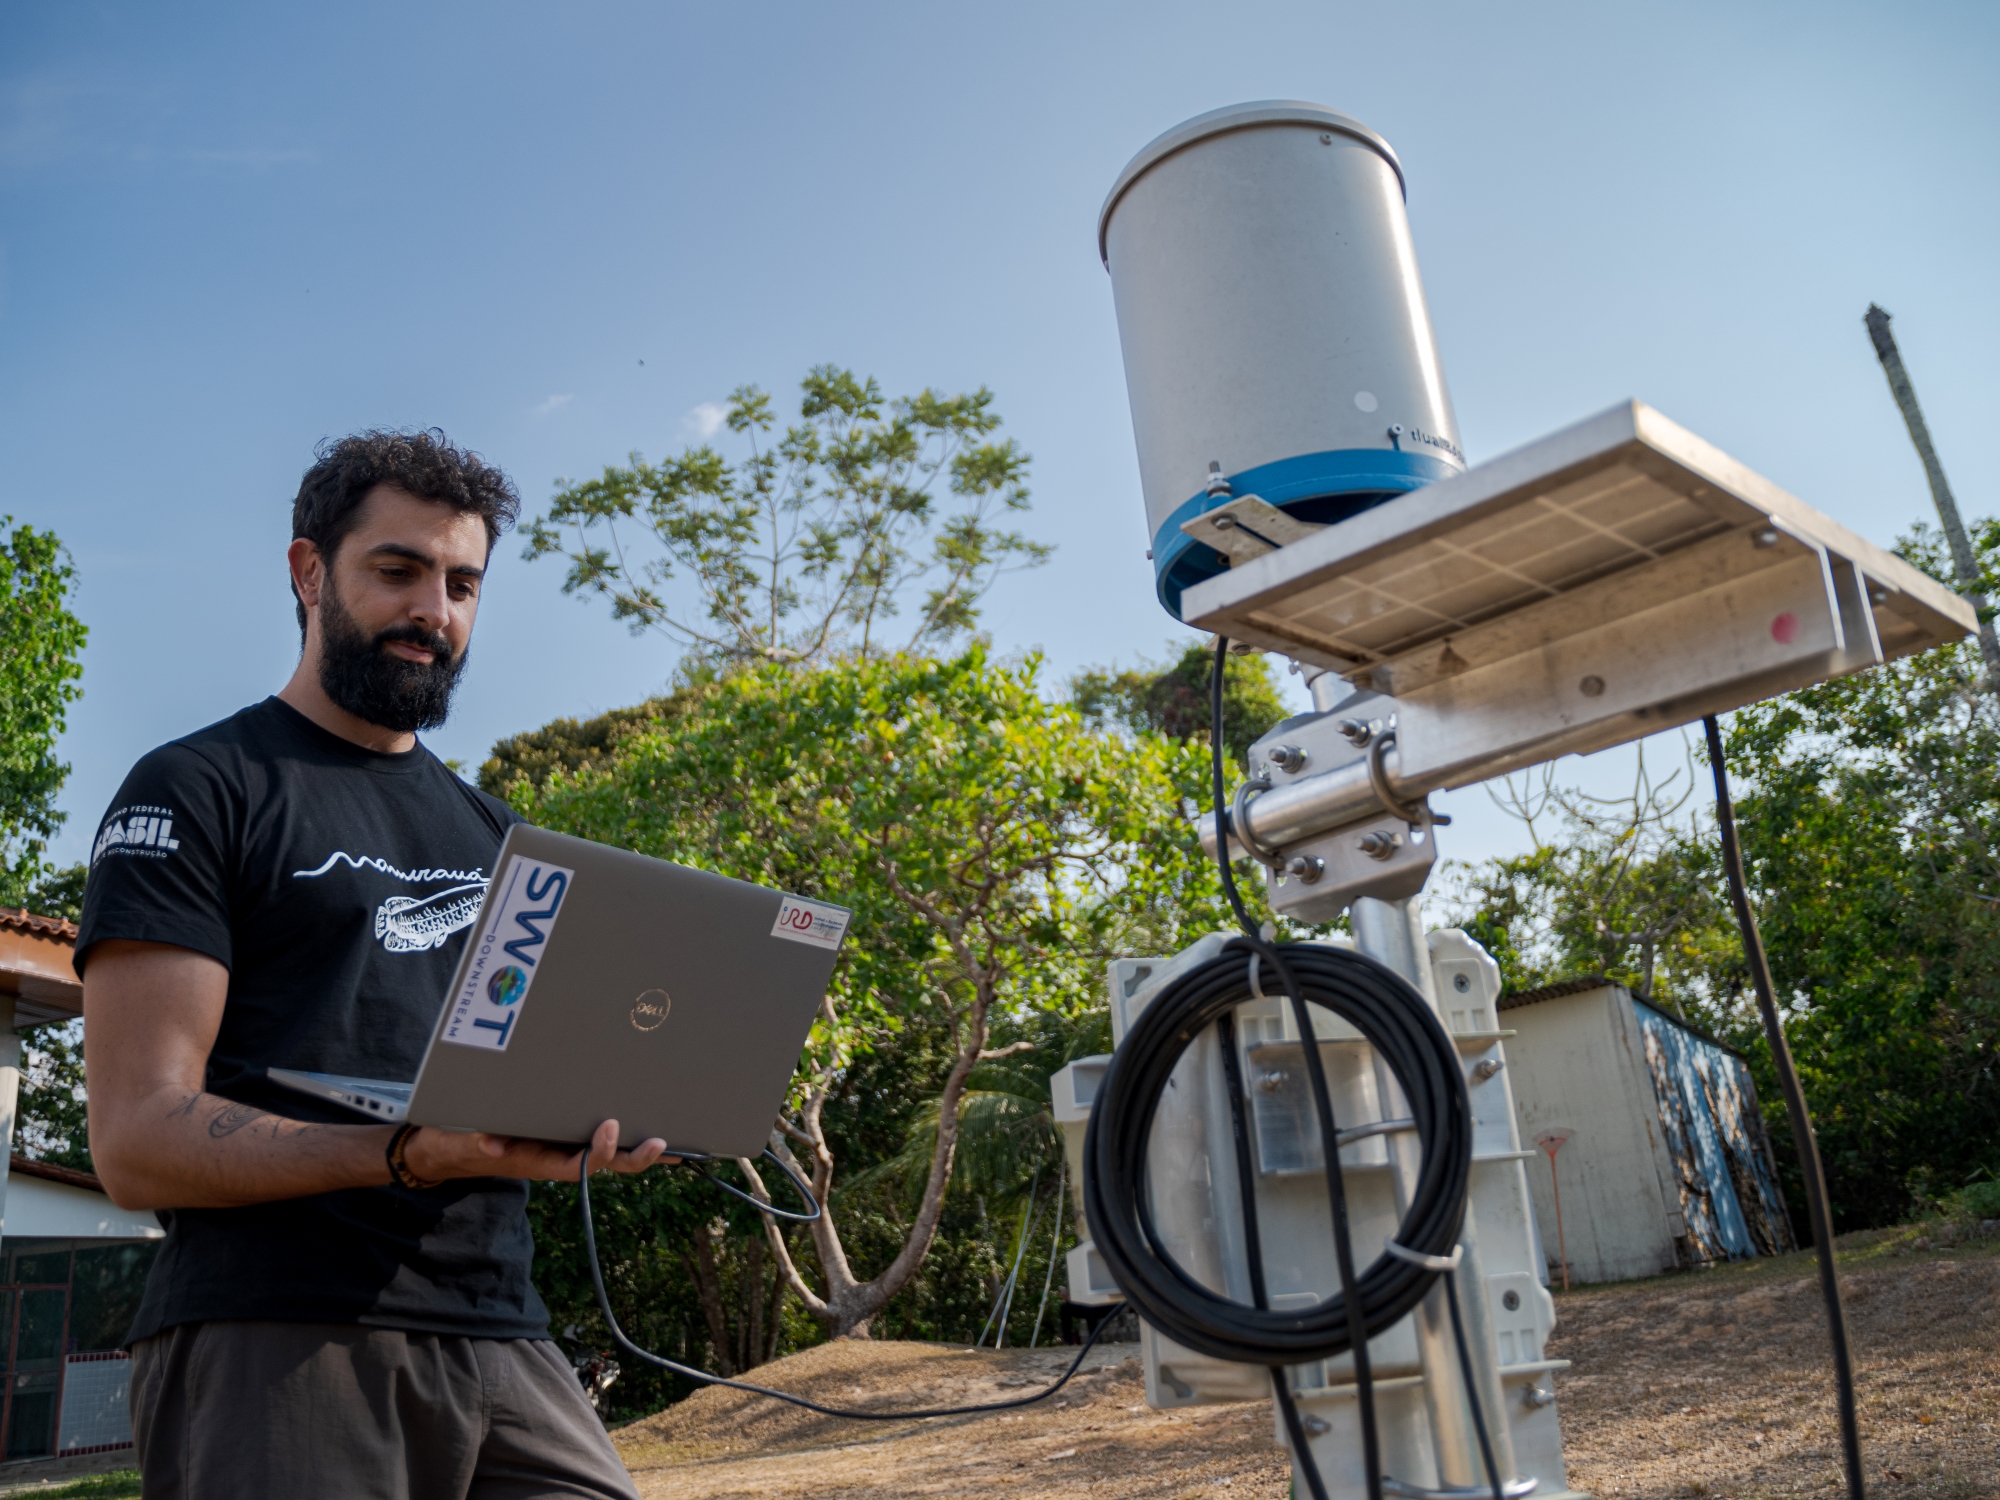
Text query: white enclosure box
1100 102 1465 619
1066 933 1579 1498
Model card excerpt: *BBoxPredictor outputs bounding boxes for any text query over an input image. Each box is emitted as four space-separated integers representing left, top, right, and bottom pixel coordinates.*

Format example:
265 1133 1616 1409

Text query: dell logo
630 989 671 1032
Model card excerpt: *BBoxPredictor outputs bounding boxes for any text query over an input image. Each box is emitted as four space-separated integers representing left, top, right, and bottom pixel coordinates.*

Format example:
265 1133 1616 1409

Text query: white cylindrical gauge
1100 101 1465 618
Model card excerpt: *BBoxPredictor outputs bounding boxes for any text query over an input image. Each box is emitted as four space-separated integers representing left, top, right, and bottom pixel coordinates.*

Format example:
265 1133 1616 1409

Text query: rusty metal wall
1634 1002 1796 1264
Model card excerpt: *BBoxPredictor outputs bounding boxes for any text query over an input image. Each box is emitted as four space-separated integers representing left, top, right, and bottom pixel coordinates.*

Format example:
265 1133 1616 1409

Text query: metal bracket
1180 494 1327 566
1383 1240 1463 1274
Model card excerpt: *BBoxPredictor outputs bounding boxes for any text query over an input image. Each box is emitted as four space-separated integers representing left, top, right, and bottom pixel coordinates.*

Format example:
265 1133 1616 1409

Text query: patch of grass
3 1472 141 1499
1548 1220 2000 1299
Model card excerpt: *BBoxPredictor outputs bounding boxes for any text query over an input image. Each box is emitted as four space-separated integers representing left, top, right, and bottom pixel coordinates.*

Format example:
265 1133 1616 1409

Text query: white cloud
534 394 574 416
683 401 728 441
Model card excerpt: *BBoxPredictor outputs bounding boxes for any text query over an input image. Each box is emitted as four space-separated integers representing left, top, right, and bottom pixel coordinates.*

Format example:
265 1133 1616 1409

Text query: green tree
1446 739 1736 1013
0 519 87 912
509 648 1231 1338
17 1020 91 1171
1070 639 1292 764
1716 523 2000 1229
521 369 1048 668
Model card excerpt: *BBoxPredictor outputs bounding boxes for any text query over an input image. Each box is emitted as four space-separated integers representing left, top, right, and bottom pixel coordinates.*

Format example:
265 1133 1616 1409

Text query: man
77 430 668 1499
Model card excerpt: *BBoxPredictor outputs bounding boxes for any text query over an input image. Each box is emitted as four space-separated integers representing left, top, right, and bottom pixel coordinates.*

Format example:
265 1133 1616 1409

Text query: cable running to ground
1703 714 1864 1500
577 1151 1114 1422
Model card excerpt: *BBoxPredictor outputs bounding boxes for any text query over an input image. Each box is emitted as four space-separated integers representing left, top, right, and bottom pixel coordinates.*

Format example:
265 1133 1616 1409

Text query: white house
0 908 164 1463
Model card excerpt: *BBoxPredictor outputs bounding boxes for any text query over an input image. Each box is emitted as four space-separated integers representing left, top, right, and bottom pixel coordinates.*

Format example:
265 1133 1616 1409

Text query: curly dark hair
290 428 521 636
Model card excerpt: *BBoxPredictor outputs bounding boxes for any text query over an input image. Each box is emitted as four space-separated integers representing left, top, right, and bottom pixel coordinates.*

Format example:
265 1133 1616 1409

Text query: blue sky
5 0 1995 875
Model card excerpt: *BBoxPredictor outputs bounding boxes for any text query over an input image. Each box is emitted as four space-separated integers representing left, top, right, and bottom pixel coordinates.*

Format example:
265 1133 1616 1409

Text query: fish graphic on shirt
374 883 489 953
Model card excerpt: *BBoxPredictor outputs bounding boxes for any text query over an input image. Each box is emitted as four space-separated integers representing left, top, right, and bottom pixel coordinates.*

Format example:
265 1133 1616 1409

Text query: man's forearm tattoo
206 1101 270 1138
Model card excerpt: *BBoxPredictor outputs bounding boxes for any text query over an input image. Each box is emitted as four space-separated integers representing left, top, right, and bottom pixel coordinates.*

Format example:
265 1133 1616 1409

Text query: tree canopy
521 369 1048 668
0 517 87 914
504 648 1242 1352
1070 639 1292 764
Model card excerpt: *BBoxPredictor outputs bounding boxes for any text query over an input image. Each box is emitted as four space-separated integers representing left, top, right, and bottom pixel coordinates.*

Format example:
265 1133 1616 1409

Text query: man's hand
403 1120 672 1185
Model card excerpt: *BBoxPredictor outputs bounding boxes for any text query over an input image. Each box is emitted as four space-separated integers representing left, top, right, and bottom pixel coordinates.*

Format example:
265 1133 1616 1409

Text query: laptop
270 823 850 1157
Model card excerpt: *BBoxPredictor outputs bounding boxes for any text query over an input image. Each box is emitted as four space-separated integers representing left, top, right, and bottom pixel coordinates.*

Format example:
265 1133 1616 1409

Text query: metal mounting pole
1863 304 1999 693
1349 892 1519 1496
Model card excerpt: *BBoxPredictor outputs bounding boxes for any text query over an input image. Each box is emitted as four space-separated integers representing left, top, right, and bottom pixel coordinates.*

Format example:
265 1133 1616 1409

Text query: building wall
1631 1002 1795 1261
5 1176 161 1242
1503 987 1683 1284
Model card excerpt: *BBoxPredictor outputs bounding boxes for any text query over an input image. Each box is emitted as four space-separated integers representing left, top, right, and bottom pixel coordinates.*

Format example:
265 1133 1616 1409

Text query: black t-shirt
74 697 548 1343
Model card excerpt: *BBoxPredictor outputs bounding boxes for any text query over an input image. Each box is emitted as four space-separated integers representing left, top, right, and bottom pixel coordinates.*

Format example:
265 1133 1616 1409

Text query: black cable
578 1151 1115 1421
673 1147 822 1223
1703 715 1865 1500
1442 1267 1505 1500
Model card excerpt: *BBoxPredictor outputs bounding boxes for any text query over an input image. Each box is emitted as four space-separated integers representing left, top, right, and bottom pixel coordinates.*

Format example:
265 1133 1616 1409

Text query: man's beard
316 580 469 734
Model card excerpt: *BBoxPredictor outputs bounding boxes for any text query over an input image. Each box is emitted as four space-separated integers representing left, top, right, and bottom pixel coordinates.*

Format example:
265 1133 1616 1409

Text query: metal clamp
1381 1478 1539 1500
1337 1117 1416 1148
1383 1239 1463 1273
1366 730 1452 829
1231 773 1286 868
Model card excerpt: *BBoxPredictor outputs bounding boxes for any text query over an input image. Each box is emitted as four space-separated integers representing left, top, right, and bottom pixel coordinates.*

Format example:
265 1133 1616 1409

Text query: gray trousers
130 1322 642 1500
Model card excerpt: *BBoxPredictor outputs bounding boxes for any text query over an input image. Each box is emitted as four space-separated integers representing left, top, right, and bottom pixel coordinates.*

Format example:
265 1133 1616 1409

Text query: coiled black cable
1082 942 1473 1364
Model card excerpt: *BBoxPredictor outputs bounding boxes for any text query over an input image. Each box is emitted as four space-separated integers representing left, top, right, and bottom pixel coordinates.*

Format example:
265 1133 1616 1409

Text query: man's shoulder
458 780 525 830
117 702 282 789
150 698 293 762
421 758 525 834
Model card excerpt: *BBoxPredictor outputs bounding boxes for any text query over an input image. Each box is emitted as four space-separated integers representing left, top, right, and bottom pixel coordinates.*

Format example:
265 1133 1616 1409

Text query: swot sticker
441 855 576 1051
771 895 850 951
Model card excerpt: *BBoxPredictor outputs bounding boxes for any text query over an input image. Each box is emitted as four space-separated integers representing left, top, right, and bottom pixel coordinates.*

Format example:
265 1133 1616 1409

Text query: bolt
1206 461 1233 498
1523 1385 1556 1411
1285 855 1325 885
1303 1413 1330 1435
1752 527 1781 548
1337 718 1373 747
1358 829 1403 861
1211 513 1238 530
1318 133 1333 145
1579 674 1605 698
1502 1289 1521 1311
1453 973 1471 993
1255 1071 1287 1093
1267 743 1308 773
1144 548 1153 560
1471 1058 1503 1082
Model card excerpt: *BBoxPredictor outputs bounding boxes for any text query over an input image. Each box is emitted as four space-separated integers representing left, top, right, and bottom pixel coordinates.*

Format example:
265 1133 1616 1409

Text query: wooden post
1864 304 2000 693
1535 1130 1573 1291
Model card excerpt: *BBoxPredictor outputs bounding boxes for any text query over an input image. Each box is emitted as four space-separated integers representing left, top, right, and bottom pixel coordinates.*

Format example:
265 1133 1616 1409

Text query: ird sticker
771 895 850 951
441 855 576 1051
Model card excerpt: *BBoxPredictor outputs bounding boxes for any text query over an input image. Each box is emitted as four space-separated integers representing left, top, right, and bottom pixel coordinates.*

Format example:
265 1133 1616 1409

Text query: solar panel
1180 401 1974 791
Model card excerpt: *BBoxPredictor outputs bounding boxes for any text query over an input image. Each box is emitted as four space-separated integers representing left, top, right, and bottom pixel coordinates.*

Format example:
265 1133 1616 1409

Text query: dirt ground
614 1229 2000 1499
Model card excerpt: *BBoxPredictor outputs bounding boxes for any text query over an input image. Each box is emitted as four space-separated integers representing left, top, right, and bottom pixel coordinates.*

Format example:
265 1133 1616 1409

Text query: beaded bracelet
385 1122 441 1190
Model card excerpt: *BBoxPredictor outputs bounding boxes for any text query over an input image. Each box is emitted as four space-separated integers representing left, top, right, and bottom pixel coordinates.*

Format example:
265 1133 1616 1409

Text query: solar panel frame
1181 401 1972 688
